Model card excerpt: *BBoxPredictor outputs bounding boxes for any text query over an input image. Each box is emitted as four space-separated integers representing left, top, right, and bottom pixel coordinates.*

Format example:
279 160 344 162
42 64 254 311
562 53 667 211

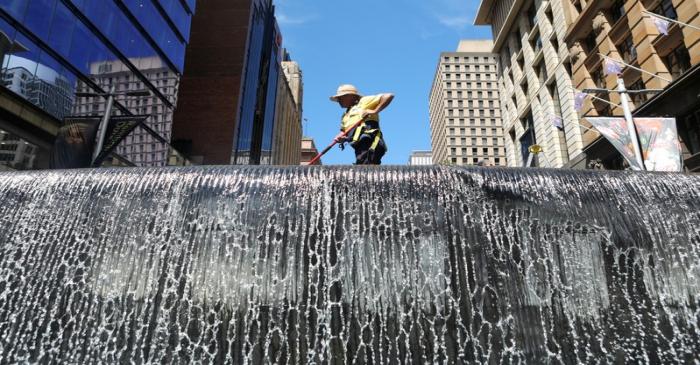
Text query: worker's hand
333 132 346 143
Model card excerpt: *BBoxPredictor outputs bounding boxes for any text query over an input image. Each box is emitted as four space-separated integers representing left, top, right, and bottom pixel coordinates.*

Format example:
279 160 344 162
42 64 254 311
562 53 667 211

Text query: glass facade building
0 0 195 170
233 0 281 165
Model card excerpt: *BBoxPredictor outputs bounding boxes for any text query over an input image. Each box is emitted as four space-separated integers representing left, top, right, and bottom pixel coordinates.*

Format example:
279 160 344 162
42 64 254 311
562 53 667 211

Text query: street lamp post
75 88 151 166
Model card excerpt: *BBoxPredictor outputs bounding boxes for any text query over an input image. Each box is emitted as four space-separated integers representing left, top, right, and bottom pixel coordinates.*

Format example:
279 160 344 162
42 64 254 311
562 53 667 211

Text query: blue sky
275 0 492 165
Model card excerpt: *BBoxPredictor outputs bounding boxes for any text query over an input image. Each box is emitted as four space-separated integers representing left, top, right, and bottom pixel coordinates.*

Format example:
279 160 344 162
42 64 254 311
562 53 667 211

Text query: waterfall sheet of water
0 166 699 364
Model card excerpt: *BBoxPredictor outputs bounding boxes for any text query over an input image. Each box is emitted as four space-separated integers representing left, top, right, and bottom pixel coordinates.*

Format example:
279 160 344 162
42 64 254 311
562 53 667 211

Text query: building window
527 2 537 29
530 34 543 54
591 67 606 89
654 0 677 20
679 111 700 155
597 103 612 117
517 54 524 70
551 36 560 54
537 62 548 83
664 45 691 80
545 6 554 25
584 32 598 53
519 111 537 166
609 0 626 24
628 78 648 106
617 35 637 65
548 83 562 117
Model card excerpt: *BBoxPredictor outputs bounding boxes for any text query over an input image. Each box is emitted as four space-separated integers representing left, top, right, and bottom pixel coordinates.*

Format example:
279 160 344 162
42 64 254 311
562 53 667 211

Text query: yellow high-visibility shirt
340 95 382 132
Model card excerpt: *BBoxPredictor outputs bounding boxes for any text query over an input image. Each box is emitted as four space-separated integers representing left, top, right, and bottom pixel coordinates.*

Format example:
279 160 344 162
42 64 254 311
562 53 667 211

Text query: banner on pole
635 118 683 172
586 117 683 172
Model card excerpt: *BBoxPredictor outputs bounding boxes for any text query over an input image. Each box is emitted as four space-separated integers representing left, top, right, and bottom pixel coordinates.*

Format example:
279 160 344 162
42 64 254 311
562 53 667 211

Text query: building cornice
484 0 528 53
475 0 496 25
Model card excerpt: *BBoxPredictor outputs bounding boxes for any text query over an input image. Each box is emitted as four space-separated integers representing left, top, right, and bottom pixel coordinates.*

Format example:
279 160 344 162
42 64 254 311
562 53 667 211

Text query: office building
0 0 196 170
282 60 303 111
271 57 302 165
429 40 506 166
301 136 321 165
172 0 292 166
476 0 583 168
408 150 433 165
562 0 700 171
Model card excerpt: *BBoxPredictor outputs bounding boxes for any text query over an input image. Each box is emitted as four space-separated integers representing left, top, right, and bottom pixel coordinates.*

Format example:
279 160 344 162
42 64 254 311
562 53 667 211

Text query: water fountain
0 166 698 363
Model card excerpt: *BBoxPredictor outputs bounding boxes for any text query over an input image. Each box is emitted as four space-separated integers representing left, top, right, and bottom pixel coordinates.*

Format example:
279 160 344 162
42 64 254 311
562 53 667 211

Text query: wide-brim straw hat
330 84 362 102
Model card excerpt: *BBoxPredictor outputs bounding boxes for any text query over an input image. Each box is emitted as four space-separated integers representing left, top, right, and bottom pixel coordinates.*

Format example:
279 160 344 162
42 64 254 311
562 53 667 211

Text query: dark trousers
352 132 387 165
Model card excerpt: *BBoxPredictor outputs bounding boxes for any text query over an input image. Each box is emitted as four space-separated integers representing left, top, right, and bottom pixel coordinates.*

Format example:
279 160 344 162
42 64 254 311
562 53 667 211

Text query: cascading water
0 166 698 363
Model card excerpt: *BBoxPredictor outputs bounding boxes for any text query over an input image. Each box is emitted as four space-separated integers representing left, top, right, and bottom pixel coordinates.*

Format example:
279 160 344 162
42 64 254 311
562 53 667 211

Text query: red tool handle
308 118 365 165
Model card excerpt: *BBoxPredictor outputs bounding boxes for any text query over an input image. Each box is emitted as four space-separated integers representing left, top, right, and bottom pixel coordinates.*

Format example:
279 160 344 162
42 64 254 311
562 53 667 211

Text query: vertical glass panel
123 0 184 71
185 0 195 13
78 1 117 33
47 1 75 56
0 16 18 70
159 0 192 40
4 32 41 104
23 0 56 39
69 0 84 8
68 20 117 75
0 0 28 20
234 6 266 164
35 51 76 119
261 49 279 165
0 128 45 170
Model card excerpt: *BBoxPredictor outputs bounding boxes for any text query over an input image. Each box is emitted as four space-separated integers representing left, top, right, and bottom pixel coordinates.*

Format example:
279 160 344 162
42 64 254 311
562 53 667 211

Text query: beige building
300 136 321 165
476 0 584 168
271 60 303 165
562 0 700 171
408 150 433 165
282 61 303 111
429 40 507 166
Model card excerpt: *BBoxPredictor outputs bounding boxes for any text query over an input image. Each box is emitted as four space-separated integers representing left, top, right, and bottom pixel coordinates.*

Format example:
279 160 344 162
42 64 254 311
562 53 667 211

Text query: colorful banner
586 117 683 172
635 118 683 172
50 118 100 169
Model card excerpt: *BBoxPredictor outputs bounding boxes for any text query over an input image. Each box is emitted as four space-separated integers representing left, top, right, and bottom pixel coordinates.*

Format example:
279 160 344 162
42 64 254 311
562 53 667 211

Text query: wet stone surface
0 166 699 363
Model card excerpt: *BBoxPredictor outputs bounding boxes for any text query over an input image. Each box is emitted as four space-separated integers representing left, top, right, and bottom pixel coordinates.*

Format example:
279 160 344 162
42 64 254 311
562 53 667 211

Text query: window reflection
23 0 55 40
0 128 44 170
0 0 193 168
71 56 179 167
0 0 28 20
159 0 192 40
123 0 184 70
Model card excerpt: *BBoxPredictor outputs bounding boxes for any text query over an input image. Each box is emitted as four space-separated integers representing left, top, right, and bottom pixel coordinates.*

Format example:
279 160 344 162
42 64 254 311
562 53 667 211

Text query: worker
330 84 394 165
